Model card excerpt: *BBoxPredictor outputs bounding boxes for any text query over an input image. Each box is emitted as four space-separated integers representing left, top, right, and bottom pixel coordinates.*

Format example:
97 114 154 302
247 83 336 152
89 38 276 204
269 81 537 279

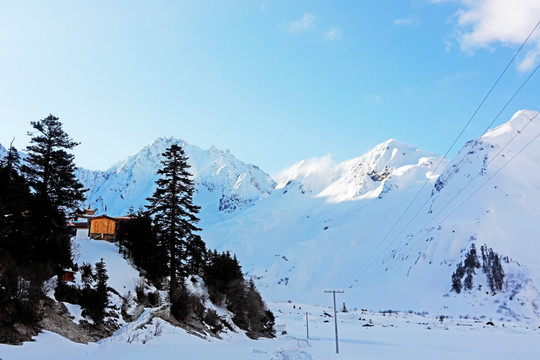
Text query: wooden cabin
88 214 133 241
89 215 118 241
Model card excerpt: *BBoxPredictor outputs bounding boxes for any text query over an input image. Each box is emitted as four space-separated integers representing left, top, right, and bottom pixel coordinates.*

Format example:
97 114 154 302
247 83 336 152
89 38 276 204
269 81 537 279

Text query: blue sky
1 1 539 176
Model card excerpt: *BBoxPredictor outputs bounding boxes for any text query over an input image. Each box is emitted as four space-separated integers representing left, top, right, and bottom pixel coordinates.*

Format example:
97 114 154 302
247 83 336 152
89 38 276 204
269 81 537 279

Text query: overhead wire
363 64 540 275
354 110 540 285
350 19 540 282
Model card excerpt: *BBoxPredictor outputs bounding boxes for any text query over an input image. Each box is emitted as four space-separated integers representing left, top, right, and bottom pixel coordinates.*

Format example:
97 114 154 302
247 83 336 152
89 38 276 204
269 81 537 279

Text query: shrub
204 309 223 334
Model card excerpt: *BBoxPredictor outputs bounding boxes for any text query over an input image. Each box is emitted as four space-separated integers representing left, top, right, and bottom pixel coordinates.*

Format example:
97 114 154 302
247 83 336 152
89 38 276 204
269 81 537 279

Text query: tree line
1 114 274 342
451 243 505 294
118 144 274 338
0 115 88 341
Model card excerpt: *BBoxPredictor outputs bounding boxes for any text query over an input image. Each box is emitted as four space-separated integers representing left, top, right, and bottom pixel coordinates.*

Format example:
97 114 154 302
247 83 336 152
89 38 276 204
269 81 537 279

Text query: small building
88 214 133 241
62 269 76 283
69 205 133 241
69 220 91 240
68 206 98 240
89 215 119 241
81 206 97 217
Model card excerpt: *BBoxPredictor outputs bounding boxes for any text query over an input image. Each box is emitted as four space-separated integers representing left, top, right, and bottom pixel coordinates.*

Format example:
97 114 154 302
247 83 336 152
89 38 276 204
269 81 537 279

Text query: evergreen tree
75 260 110 324
491 253 504 293
463 244 480 291
117 210 167 284
94 259 109 323
21 114 86 216
464 243 480 270
0 142 28 219
145 144 202 298
0 143 33 264
0 140 21 176
203 251 243 305
20 115 86 272
80 263 94 290
185 233 207 276
451 263 464 293
0 144 45 330
451 244 481 293
481 244 505 294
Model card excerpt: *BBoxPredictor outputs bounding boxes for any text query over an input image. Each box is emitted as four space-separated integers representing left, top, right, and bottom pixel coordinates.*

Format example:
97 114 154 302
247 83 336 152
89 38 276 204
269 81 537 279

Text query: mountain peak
482 110 539 143
77 138 276 220
277 139 445 201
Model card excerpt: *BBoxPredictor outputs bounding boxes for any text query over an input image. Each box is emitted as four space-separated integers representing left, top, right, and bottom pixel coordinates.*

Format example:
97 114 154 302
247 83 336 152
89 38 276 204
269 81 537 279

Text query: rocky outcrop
39 298 94 344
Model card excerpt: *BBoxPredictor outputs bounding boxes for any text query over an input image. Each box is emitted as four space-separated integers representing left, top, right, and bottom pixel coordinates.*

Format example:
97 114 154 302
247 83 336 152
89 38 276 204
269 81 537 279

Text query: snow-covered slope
201 110 540 323
3 300 540 360
3 110 539 323
203 138 449 308
397 109 540 318
77 137 276 225
277 139 442 201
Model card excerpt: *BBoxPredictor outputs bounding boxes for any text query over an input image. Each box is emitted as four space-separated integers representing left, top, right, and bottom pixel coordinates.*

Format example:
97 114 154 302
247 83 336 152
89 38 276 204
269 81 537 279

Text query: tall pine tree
145 144 203 298
21 115 86 271
22 114 86 216
0 142 33 265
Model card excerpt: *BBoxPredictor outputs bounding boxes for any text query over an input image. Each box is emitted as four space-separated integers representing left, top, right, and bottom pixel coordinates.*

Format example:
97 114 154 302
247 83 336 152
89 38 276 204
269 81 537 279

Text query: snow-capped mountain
2 110 539 323
0 143 6 159
77 137 276 225
277 139 443 201
200 110 540 322
202 137 450 308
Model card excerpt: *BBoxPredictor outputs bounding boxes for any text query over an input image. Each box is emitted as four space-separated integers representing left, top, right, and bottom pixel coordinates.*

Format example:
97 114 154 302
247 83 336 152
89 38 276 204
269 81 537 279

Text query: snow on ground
2 301 539 359
3 111 540 358
73 237 143 296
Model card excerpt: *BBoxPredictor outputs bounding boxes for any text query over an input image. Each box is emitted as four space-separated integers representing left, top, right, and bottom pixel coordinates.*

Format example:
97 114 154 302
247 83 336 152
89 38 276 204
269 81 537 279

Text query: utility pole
306 311 309 339
324 290 344 354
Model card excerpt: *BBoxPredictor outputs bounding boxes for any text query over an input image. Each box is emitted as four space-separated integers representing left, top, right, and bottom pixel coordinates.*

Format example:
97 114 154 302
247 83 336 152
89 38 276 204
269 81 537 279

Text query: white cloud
437 0 540 71
324 27 341 41
394 18 413 26
518 46 540 71
289 13 316 32
444 39 455 52
260 3 266 13
394 15 419 27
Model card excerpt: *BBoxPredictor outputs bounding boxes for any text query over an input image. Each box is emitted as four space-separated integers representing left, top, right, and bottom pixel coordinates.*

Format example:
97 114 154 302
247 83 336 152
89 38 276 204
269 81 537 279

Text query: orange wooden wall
90 218 116 235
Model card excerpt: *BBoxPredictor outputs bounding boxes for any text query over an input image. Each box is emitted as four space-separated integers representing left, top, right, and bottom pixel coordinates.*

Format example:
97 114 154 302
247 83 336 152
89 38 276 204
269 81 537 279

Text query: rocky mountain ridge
76 137 276 225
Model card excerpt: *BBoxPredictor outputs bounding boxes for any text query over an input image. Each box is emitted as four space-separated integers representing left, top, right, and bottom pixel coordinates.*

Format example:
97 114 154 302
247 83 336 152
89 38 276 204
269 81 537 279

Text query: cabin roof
90 215 118 221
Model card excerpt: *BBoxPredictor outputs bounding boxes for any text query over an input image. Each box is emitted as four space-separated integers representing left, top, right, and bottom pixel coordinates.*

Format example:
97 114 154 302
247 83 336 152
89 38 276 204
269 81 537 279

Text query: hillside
3 110 540 324
2 110 540 359
201 110 540 322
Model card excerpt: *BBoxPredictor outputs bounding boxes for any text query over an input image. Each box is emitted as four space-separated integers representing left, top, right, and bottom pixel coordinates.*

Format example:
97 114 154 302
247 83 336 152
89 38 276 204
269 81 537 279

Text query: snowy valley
77 110 540 323
2 110 540 359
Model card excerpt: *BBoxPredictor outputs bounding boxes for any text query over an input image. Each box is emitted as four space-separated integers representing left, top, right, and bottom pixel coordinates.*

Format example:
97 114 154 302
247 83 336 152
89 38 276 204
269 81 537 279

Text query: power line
481 63 540 135
404 113 540 255
359 107 540 280
355 111 540 285
357 111 538 283
350 20 540 281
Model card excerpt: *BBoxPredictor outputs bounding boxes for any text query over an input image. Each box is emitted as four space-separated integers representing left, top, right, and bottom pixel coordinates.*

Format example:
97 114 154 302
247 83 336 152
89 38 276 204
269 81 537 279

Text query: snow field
2 301 539 359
